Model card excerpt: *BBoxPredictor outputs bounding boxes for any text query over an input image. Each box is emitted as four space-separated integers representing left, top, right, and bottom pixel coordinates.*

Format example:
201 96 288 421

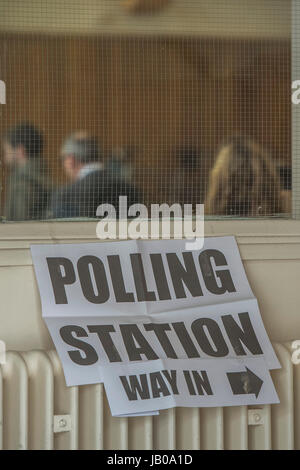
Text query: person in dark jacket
2 123 50 221
49 133 142 219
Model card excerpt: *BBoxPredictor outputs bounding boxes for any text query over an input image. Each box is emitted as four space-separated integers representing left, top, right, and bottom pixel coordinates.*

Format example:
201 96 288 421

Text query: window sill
0 219 300 266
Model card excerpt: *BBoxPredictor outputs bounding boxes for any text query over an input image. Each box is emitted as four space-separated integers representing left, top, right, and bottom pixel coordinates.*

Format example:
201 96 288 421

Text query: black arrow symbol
226 367 263 398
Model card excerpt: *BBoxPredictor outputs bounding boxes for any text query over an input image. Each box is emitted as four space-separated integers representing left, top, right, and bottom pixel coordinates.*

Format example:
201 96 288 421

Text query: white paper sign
42 298 280 386
100 357 279 416
31 236 280 412
31 237 254 318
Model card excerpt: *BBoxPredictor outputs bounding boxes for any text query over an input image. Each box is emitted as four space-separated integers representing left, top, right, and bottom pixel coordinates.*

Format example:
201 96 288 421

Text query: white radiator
0 343 299 450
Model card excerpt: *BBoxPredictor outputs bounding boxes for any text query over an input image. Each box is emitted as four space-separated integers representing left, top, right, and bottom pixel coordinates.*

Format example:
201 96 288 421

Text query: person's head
205 136 283 216
60 133 101 182
2 122 43 167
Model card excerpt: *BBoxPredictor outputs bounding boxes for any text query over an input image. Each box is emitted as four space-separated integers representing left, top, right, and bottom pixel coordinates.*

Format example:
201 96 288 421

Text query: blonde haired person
205 136 286 216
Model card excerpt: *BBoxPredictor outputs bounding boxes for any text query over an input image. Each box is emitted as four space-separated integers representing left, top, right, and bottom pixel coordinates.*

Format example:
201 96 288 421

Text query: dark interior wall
0 34 291 206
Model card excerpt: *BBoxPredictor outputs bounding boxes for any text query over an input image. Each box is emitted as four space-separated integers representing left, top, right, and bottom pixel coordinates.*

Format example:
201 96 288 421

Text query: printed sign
31 237 280 413
100 357 279 416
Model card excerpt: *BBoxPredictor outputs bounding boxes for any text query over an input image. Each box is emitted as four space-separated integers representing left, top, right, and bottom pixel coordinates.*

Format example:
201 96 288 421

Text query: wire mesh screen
0 0 291 221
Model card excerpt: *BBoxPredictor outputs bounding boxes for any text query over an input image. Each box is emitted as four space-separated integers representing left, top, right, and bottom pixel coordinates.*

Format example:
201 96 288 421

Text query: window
0 0 292 222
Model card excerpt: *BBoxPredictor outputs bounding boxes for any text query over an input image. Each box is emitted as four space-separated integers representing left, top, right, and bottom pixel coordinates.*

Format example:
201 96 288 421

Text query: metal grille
0 344 298 450
0 0 292 221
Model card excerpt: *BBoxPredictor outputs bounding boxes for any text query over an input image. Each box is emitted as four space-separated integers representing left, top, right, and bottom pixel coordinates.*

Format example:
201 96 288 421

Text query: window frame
0 0 295 230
